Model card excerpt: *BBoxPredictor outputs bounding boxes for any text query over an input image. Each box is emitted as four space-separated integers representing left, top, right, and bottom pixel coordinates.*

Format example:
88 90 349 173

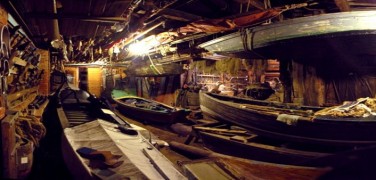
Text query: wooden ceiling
1 0 375 57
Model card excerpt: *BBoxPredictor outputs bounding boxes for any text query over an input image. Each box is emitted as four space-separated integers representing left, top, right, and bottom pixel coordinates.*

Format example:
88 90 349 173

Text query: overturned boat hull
199 11 376 61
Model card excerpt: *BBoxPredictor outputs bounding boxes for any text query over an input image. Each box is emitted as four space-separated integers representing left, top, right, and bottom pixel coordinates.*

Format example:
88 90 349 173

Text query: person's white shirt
218 84 225 91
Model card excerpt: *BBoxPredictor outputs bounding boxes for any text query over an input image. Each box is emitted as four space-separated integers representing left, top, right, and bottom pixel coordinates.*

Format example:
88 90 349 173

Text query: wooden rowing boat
62 120 186 179
200 91 376 146
56 87 186 179
114 96 190 124
56 87 119 128
196 126 340 166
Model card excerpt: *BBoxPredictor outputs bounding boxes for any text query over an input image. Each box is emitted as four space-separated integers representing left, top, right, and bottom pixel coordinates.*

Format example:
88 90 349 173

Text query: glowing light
128 41 148 55
128 35 160 55
113 45 120 54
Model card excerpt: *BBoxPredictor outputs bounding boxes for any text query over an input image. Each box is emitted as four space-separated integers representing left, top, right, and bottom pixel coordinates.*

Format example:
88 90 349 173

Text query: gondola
114 96 190 124
56 87 186 179
56 87 119 129
199 91 376 146
62 120 186 179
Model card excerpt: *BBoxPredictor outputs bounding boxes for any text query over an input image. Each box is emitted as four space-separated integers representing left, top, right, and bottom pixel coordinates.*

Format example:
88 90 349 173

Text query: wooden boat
196 127 339 166
169 141 330 180
199 91 376 146
114 96 190 124
56 87 186 179
62 120 186 179
56 87 120 128
198 11 376 61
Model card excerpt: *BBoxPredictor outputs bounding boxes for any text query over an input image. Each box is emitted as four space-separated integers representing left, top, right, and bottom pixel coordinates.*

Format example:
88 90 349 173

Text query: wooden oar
240 103 314 116
194 126 249 135
169 141 330 180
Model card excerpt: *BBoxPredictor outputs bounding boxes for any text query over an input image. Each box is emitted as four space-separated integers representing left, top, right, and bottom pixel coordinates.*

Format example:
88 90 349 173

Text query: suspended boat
199 11 376 60
114 96 190 124
62 120 186 179
199 92 376 146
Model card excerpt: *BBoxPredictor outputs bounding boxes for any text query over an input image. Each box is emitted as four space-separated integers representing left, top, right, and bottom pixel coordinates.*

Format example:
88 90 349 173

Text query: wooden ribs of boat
199 91 376 146
57 87 120 128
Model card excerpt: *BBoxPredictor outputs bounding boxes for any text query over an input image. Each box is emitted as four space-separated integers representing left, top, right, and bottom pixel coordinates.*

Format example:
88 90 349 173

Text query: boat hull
198 130 333 166
62 120 186 179
114 96 187 124
199 11 376 61
200 92 376 146
56 88 117 128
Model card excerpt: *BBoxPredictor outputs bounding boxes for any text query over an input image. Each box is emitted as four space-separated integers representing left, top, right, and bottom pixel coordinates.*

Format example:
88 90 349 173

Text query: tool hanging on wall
1 24 11 110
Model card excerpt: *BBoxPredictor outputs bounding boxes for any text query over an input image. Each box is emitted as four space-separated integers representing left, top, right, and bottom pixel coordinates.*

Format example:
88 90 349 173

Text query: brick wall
37 50 50 95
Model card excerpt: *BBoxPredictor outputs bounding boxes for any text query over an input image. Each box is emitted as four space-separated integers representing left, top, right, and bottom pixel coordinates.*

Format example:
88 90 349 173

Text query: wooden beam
1 111 19 179
349 2 376 7
233 0 265 10
334 0 351 12
24 12 126 23
160 8 203 22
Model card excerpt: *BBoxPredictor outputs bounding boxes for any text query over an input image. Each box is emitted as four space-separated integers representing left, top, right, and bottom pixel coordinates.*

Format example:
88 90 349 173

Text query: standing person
266 78 283 102
211 81 223 94
269 78 281 92
176 83 190 108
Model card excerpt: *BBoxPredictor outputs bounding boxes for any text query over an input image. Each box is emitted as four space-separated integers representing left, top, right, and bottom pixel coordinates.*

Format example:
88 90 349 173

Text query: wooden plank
335 0 351 11
194 126 248 135
1 111 19 179
33 99 49 117
87 67 102 97
57 108 70 129
0 4 7 25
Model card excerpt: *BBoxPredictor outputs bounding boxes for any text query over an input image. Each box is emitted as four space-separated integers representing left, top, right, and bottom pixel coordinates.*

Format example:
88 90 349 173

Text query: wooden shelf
7 87 39 111
197 75 220 77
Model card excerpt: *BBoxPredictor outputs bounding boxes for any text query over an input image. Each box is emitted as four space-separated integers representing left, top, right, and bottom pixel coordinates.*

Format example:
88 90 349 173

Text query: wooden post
37 50 50 95
280 59 292 103
1 111 19 179
334 0 350 12
87 67 102 97
0 4 8 26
